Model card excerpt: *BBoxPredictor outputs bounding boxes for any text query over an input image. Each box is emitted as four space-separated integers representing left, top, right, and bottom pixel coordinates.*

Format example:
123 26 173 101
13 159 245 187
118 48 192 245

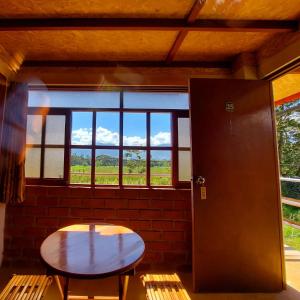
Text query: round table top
40 223 145 279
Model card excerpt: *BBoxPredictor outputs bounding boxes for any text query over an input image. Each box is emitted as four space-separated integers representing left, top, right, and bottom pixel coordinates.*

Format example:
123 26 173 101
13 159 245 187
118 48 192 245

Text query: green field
70 165 171 185
283 224 300 251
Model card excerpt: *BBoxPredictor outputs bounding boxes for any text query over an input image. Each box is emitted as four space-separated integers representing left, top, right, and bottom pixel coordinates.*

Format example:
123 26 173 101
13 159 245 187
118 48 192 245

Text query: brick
162 210 184 219
93 209 116 219
37 197 58 206
94 189 116 198
163 252 187 262
60 198 82 207
139 231 161 241
26 186 47 197
82 198 105 208
171 241 190 251
47 186 70 197
128 199 149 209
129 220 152 230
13 216 35 226
116 189 139 199
143 251 163 263
23 227 46 236
23 206 47 216
22 197 37 206
105 199 127 209
147 241 172 251
174 221 191 230
173 200 189 210
6 206 23 216
106 219 129 227
151 199 173 209
117 209 139 219
70 187 93 197
139 189 161 199
70 208 92 218
49 207 70 217
152 221 173 230
163 231 184 241
36 217 58 227
140 210 161 219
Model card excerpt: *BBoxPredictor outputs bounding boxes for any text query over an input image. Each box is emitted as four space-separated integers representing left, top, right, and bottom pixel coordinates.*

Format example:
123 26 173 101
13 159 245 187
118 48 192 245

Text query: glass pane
96 112 119 146
25 147 41 178
29 91 120 108
70 149 92 184
44 148 64 178
179 151 191 181
95 149 119 185
178 118 190 147
71 112 93 145
45 115 65 145
123 113 146 146
123 150 146 185
151 151 171 186
26 115 42 144
124 92 189 109
151 113 171 147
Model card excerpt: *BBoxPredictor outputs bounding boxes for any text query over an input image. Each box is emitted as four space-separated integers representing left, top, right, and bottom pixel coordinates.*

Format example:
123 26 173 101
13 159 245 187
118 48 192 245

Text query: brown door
190 79 284 293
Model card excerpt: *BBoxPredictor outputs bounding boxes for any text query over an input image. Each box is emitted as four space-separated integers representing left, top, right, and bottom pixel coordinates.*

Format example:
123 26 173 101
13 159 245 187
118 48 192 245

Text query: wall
0 76 7 266
4 186 191 270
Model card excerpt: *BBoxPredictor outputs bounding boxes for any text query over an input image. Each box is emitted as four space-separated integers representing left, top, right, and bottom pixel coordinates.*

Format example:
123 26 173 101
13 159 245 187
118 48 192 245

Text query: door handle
193 176 206 185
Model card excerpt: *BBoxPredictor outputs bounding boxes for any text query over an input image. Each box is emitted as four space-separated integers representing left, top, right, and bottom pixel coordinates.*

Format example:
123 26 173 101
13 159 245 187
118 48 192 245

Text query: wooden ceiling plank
0 18 295 33
166 0 207 63
22 60 231 69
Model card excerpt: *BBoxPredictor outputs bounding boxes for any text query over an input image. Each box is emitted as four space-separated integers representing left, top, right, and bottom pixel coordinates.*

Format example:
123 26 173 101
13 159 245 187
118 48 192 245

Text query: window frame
26 90 191 188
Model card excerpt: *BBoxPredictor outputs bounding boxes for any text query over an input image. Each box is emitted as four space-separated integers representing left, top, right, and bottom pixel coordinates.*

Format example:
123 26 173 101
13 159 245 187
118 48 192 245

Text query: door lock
193 176 205 185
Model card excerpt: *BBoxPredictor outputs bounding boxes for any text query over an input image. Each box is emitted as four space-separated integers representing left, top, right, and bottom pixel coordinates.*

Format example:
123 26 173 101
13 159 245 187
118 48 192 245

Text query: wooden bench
142 273 191 300
0 274 52 299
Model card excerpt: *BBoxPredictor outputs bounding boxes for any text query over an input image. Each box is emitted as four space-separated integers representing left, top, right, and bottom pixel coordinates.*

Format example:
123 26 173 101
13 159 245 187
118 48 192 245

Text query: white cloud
72 127 171 146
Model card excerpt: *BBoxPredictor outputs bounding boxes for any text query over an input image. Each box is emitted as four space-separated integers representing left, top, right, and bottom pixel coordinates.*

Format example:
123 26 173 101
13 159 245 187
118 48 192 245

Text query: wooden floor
0 245 299 300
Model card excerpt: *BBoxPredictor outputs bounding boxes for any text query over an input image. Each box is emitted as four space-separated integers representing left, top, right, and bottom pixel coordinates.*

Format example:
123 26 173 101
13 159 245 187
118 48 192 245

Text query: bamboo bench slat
142 274 191 300
0 275 52 300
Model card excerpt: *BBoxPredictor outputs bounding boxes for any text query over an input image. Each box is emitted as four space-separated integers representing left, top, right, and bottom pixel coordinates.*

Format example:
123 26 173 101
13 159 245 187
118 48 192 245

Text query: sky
71 112 171 147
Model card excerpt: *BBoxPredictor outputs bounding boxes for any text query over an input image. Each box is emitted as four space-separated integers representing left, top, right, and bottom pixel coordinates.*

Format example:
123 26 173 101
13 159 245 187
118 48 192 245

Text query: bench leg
118 275 129 300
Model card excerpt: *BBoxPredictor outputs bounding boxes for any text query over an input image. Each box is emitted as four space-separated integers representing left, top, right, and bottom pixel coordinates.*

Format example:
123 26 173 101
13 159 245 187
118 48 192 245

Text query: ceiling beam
0 18 296 33
166 0 207 63
22 60 231 69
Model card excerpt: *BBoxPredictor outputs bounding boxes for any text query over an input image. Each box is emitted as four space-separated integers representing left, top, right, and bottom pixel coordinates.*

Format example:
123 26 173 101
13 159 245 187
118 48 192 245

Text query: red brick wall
4 186 191 270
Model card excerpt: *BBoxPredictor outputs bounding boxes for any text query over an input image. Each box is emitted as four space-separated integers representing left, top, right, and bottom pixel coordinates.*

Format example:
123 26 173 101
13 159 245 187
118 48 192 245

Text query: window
25 90 191 187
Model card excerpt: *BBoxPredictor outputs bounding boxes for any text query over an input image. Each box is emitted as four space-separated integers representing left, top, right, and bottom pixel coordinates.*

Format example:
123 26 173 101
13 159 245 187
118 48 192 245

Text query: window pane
123 113 146 146
44 148 64 178
26 115 42 144
178 118 190 147
95 149 119 185
96 112 119 146
25 147 41 177
29 91 120 108
70 149 91 184
45 115 65 145
123 150 146 185
151 151 171 186
179 151 191 181
124 92 189 109
151 113 171 147
71 112 93 145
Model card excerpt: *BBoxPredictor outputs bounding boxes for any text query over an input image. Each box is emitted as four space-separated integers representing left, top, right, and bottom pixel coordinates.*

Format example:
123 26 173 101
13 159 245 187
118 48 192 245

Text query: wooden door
189 79 284 292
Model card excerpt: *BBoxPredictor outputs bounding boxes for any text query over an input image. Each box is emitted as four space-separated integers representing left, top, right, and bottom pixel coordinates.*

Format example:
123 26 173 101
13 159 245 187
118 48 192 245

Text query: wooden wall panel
0 74 7 147
189 79 284 292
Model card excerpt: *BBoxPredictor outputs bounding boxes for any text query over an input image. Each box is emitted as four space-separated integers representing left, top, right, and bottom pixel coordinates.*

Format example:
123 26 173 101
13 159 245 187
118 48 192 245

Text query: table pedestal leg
118 275 129 300
63 277 69 300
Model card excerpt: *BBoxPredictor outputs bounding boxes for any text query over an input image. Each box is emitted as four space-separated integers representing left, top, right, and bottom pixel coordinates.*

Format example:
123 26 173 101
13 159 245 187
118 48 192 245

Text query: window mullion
91 111 96 186
40 115 46 179
119 92 124 187
146 112 150 187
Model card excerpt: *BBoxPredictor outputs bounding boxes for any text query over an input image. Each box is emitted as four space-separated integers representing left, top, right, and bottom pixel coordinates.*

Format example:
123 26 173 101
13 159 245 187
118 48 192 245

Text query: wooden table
40 223 145 300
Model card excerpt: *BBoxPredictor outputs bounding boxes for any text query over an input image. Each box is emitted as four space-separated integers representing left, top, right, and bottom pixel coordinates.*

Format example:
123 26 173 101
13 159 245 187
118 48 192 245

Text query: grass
70 165 171 185
283 224 300 251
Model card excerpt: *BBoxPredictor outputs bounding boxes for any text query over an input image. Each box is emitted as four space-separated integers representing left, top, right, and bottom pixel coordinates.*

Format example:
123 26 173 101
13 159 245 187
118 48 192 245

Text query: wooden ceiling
0 0 299 68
